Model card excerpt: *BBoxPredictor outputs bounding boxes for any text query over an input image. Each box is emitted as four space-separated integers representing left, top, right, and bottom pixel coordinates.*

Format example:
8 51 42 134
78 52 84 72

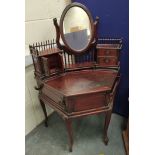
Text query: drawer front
40 93 66 111
41 87 65 109
97 49 118 57
67 93 107 112
97 57 118 66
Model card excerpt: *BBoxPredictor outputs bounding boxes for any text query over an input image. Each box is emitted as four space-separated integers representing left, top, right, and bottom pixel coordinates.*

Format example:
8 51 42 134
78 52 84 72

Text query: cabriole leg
103 110 112 145
65 119 73 152
40 99 48 127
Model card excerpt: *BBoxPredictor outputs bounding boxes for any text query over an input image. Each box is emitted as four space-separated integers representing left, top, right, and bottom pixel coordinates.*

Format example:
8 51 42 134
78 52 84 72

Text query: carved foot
103 110 112 146
65 119 73 152
45 121 48 127
40 99 48 128
103 136 109 145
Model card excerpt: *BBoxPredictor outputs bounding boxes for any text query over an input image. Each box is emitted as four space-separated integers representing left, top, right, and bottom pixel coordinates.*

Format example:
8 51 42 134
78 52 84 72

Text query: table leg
40 99 48 127
65 119 73 152
103 110 112 145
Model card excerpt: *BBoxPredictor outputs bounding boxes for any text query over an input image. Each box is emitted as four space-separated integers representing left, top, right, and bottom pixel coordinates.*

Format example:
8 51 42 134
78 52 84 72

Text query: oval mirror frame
59 2 94 54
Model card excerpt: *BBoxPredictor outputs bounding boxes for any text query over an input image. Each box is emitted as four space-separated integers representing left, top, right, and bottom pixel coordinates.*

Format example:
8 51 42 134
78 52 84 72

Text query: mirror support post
53 18 64 50
94 16 99 42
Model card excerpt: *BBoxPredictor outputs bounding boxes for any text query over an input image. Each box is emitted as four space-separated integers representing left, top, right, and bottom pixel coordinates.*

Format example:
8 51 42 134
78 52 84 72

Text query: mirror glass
63 6 91 51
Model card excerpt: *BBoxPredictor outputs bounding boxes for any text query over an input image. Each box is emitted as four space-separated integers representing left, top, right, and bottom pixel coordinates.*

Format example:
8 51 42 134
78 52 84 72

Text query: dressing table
29 2 122 152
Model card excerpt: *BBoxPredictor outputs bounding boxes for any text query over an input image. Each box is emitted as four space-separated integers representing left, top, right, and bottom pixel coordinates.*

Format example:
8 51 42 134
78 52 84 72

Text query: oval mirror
60 3 94 53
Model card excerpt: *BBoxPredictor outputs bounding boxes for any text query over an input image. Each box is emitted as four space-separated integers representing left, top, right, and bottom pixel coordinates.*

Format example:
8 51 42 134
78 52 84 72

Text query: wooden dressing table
29 2 122 152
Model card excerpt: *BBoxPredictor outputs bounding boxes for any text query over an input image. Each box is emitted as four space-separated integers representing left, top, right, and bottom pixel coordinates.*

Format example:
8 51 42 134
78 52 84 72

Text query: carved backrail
29 39 59 77
29 39 57 56
29 38 122 78
29 39 96 75
63 48 96 71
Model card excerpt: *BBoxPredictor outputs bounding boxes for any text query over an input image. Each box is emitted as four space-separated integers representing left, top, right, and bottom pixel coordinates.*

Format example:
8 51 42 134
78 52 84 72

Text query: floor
25 112 126 155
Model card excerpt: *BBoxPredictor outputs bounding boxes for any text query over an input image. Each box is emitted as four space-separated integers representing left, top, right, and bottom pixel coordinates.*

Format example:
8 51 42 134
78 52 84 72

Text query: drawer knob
105 50 110 55
104 58 110 63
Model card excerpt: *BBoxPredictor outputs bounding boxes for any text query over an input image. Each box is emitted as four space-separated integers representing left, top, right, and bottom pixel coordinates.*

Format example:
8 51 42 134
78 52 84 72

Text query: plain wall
25 0 71 135
25 0 71 55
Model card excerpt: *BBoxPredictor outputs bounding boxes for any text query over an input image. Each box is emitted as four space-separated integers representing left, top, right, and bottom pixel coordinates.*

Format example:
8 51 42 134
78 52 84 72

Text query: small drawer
97 57 118 66
97 49 118 57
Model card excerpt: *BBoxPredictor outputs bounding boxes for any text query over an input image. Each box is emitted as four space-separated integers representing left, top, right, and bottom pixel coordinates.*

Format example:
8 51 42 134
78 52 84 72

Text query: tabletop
43 69 118 97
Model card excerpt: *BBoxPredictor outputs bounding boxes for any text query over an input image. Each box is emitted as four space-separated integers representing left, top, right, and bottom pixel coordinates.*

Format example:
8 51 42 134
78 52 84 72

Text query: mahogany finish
30 38 122 152
38 70 120 151
29 2 122 152
97 38 122 68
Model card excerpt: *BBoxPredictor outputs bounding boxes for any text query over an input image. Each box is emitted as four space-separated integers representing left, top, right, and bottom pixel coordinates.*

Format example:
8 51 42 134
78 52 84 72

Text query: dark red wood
39 99 48 127
29 3 122 151
103 110 112 145
38 69 120 151
96 40 122 68
65 119 73 152
97 49 118 57
97 57 118 66
43 70 117 96
30 38 121 151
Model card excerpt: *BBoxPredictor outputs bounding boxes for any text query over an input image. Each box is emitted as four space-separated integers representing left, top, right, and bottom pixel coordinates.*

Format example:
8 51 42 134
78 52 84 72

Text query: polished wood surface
44 70 117 96
38 69 120 152
30 38 121 152
29 11 122 151
96 39 122 68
